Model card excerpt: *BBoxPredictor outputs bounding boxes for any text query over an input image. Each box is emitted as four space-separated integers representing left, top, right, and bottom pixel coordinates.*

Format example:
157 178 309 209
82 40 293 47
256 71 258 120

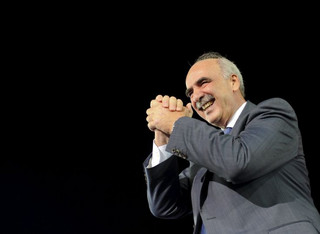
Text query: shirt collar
224 101 247 129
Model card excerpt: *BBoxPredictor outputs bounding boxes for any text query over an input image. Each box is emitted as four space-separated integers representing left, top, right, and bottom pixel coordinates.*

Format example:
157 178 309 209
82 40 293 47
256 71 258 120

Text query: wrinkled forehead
185 59 220 87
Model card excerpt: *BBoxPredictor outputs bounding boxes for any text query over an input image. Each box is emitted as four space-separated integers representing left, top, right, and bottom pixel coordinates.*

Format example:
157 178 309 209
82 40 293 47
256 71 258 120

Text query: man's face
185 59 235 128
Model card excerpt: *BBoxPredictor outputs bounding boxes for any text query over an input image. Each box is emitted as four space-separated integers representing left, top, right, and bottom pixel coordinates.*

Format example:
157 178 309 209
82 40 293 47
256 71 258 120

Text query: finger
186 103 193 117
169 96 177 111
150 100 157 107
147 122 156 132
162 95 170 108
146 114 155 129
146 108 152 115
146 115 151 123
176 99 183 111
155 95 163 102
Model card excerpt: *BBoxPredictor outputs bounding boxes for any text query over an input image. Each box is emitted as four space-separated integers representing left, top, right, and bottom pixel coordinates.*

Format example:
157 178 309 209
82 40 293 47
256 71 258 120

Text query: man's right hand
147 95 193 146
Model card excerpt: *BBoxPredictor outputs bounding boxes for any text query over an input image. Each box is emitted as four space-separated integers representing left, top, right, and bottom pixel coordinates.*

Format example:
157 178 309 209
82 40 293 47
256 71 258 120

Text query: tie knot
223 127 232 134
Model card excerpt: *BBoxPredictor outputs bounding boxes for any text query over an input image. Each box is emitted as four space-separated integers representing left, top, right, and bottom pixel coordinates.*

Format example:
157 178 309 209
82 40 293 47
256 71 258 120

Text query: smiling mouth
201 100 214 111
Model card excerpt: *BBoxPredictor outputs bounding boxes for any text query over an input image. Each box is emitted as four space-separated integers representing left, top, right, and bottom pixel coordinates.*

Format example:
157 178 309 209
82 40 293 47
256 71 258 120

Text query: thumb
186 103 193 117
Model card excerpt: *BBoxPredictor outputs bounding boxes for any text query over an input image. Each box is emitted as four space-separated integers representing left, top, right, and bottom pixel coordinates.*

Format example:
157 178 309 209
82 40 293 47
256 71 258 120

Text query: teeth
202 101 213 111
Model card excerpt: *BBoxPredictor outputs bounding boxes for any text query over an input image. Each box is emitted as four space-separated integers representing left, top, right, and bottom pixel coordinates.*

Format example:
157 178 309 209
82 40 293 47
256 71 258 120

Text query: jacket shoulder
258 97 292 107
248 97 297 121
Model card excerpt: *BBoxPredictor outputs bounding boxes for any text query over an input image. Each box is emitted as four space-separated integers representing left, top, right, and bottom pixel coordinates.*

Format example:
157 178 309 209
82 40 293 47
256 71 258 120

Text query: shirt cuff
147 141 173 168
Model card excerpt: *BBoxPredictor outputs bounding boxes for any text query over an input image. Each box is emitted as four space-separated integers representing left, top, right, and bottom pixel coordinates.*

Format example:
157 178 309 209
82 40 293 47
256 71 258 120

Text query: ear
230 74 240 92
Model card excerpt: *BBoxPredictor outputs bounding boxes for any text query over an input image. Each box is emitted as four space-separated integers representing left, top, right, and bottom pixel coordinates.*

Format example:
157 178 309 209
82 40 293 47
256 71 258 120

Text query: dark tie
223 127 232 134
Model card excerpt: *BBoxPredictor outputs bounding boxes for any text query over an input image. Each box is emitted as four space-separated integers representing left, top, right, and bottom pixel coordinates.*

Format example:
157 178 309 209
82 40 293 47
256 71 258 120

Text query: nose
191 90 203 105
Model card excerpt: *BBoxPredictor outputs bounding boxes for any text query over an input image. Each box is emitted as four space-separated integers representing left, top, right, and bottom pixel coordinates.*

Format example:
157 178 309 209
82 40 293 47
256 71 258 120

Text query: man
144 51 320 233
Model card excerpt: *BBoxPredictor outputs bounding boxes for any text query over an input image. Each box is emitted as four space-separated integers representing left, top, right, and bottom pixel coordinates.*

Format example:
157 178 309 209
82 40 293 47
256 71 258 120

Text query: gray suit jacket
143 98 320 234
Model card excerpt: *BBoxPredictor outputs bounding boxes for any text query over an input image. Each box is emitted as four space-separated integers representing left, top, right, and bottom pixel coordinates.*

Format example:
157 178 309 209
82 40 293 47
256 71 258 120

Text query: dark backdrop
3 8 319 234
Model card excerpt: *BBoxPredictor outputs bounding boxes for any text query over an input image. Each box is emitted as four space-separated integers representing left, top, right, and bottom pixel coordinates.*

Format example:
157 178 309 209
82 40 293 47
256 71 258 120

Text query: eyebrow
185 77 211 97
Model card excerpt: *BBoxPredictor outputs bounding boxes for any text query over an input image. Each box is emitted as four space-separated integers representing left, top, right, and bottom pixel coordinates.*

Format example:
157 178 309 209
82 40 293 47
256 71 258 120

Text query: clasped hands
146 95 193 135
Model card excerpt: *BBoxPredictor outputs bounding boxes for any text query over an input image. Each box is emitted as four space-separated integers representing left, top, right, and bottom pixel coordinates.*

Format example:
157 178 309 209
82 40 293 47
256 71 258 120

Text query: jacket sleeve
143 154 199 219
166 98 300 184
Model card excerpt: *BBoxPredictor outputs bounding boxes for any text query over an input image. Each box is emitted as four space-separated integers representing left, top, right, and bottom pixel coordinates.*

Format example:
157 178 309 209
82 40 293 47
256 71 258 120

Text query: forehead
185 59 220 87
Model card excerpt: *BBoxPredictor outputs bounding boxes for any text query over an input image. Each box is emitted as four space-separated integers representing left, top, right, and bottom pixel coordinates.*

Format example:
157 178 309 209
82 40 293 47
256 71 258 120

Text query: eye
200 80 209 86
185 90 192 98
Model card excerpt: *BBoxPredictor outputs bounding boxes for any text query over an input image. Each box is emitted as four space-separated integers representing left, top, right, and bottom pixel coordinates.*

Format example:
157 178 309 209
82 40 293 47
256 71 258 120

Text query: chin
205 112 218 125
205 116 214 124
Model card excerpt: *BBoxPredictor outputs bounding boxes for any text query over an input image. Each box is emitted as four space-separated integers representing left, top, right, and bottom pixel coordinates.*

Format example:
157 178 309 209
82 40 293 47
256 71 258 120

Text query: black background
3 6 319 234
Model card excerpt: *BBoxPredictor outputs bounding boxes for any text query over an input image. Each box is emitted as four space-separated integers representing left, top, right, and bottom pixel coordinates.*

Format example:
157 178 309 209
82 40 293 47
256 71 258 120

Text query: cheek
205 105 221 123
191 102 197 111
199 113 206 120
191 103 204 118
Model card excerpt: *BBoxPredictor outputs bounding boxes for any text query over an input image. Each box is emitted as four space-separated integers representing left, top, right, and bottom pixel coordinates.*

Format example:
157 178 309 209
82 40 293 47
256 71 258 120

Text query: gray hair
195 52 245 97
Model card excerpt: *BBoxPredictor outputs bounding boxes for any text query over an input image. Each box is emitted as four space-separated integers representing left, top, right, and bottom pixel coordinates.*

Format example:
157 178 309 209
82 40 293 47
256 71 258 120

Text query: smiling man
144 51 320 234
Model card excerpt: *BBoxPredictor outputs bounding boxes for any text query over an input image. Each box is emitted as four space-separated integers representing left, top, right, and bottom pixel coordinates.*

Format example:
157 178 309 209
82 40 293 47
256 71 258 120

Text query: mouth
195 95 215 112
202 100 214 111
197 99 214 111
